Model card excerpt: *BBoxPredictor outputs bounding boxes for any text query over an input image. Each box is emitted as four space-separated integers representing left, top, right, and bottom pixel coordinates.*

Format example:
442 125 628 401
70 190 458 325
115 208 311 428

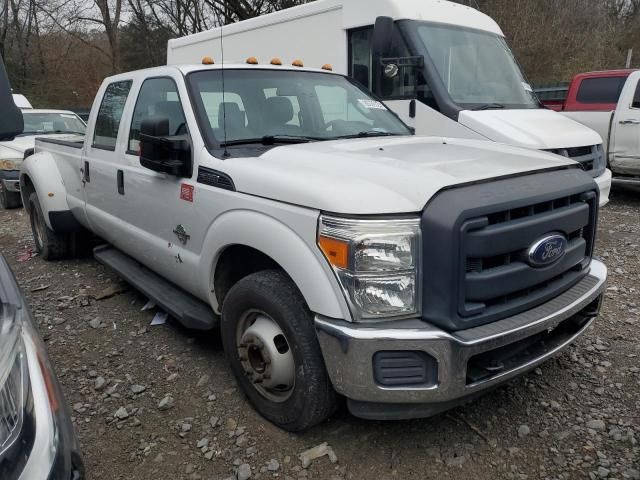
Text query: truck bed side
20 136 88 232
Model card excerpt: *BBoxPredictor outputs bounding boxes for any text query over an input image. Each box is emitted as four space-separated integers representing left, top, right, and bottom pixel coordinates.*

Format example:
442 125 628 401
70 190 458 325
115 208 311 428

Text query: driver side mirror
139 117 192 178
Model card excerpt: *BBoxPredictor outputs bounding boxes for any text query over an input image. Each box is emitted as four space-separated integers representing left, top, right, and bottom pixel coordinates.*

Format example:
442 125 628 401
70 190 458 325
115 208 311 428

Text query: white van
167 0 612 205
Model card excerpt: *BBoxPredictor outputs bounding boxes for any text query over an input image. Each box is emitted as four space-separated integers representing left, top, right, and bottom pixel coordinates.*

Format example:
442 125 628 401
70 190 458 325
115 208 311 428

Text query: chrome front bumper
315 260 607 420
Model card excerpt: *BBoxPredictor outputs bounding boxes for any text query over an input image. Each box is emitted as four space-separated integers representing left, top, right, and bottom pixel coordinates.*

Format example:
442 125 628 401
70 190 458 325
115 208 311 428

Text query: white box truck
166 0 613 206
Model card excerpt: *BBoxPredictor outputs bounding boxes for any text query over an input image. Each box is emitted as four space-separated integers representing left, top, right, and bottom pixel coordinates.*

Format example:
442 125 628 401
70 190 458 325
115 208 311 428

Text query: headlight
0 308 26 459
318 215 421 321
0 159 20 170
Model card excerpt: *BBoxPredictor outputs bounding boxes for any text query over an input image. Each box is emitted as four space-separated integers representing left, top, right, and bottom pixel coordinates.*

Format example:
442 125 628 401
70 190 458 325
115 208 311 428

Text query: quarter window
576 77 626 104
93 80 132 150
128 77 187 153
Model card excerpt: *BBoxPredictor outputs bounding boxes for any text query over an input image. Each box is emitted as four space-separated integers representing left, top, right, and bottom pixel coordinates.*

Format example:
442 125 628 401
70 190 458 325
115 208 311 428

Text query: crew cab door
119 75 197 285
83 79 134 238
611 71 640 175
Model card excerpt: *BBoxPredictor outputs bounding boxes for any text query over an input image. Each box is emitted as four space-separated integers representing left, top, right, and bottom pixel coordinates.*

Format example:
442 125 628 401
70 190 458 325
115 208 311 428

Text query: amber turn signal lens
318 236 349 269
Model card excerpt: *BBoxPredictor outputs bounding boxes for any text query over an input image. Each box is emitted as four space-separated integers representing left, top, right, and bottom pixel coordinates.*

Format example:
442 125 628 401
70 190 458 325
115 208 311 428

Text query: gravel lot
1 191 639 480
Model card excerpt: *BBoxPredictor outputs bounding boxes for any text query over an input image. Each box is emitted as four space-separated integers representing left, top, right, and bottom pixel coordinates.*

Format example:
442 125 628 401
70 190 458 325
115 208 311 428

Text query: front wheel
221 270 337 432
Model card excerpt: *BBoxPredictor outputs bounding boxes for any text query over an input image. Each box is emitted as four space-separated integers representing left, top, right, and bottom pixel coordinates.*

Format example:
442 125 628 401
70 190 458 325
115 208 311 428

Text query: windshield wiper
472 103 506 111
335 131 400 140
220 135 323 147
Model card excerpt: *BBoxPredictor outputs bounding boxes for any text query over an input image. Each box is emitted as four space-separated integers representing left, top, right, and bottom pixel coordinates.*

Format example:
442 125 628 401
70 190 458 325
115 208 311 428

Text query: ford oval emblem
527 234 567 267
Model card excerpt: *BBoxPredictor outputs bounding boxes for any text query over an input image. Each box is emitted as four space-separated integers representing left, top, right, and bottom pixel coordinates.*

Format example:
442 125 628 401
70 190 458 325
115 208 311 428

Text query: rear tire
28 192 69 260
221 270 337 432
0 182 22 209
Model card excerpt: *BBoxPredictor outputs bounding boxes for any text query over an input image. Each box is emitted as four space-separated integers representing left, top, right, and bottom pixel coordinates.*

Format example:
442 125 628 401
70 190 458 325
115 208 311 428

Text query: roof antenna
220 24 230 158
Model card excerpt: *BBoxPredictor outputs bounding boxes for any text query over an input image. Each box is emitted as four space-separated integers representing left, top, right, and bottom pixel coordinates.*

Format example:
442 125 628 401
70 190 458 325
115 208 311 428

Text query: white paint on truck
20 63 607 431
167 0 612 205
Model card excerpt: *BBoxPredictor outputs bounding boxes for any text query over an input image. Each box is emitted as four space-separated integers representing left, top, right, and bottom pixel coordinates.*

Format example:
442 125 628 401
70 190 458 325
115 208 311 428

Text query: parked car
20 61 606 431
167 0 612 206
0 109 86 209
0 254 86 479
541 69 640 188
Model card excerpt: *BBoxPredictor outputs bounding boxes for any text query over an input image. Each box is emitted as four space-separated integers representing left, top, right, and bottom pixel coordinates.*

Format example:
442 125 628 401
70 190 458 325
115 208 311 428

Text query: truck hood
458 109 603 150
221 136 578 214
0 134 79 156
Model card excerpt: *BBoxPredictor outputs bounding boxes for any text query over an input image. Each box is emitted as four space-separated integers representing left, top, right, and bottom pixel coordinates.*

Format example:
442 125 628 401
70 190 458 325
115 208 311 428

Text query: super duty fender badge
173 225 191 245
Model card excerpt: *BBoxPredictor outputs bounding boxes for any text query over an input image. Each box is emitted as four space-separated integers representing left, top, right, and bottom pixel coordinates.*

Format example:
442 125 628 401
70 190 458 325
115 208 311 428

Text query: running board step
94 244 219 330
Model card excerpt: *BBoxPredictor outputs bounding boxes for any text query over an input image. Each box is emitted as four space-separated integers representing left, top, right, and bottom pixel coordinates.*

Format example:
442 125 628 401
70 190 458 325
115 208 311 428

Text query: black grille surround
547 145 605 178
421 168 599 332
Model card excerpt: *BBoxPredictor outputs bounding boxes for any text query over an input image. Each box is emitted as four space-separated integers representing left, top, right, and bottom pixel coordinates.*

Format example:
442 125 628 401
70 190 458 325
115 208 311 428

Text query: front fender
200 209 351 321
20 152 71 231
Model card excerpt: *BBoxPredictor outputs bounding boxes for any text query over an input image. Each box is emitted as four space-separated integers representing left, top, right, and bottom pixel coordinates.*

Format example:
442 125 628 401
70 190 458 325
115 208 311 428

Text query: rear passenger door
84 79 133 239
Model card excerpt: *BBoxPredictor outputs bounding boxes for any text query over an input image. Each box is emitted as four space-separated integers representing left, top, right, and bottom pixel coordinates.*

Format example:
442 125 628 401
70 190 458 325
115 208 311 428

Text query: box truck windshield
406 22 539 110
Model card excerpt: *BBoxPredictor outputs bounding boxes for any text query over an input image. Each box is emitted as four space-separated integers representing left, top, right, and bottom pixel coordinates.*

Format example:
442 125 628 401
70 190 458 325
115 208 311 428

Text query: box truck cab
166 0 612 206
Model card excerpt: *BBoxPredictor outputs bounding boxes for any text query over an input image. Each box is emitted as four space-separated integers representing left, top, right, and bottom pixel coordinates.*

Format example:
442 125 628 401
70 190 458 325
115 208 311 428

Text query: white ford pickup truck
20 62 607 431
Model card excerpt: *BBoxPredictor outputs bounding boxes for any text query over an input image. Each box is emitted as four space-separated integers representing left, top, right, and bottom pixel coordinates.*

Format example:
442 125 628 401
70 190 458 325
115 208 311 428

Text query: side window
128 77 186 153
349 28 373 90
576 77 626 104
632 81 640 109
93 80 132 150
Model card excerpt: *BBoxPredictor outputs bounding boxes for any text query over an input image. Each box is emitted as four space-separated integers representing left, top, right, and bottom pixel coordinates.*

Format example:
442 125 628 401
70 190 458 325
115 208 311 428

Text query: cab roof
104 63 342 83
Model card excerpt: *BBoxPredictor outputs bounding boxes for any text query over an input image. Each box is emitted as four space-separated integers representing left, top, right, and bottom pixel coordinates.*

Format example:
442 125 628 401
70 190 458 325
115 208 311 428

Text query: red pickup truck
541 69 636 112
539 70 640 186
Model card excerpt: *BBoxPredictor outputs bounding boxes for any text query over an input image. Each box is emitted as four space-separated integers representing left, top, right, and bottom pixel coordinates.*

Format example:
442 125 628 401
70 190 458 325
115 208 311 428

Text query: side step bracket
94 244 219 331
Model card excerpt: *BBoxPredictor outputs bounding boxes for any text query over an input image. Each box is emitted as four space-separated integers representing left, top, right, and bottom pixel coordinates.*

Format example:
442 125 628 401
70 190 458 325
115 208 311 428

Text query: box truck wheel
0 182 21 209
221 269 337 431
28 192 69 260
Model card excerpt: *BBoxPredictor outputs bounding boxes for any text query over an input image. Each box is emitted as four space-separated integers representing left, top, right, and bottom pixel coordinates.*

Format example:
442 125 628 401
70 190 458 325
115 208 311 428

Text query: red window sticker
180 183 194 202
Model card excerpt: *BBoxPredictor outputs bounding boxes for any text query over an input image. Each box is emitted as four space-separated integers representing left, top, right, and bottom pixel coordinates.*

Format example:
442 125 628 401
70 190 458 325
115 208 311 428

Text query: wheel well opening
214 245 281 307
20 175 35 214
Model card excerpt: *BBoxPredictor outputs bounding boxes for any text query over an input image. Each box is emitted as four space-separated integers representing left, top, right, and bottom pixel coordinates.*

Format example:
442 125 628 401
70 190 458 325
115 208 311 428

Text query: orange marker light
318 236 349 269
271 57 282 66
246 56 258 65
321 64 333 71
292 59 304 67
202 56 215 65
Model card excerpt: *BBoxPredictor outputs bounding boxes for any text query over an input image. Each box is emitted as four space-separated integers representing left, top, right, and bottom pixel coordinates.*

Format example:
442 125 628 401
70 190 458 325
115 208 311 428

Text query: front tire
221 270 337 432
28 192 69 260
0 182 22 209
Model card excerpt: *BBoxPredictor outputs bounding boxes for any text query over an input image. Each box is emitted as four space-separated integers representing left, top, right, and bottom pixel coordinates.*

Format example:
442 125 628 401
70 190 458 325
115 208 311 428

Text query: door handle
82 161 90 183
117 170 124 195
619 119 640 125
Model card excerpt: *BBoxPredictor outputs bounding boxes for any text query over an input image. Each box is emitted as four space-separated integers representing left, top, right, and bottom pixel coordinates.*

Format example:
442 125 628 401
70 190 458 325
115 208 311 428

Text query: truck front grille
461 192 597 323
548 145 604 177
420 168 599 331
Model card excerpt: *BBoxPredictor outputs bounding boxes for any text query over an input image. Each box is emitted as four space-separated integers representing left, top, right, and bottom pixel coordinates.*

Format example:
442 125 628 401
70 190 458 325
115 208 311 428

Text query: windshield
21 112 86 135
187 69 411 147
412 22 539 110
